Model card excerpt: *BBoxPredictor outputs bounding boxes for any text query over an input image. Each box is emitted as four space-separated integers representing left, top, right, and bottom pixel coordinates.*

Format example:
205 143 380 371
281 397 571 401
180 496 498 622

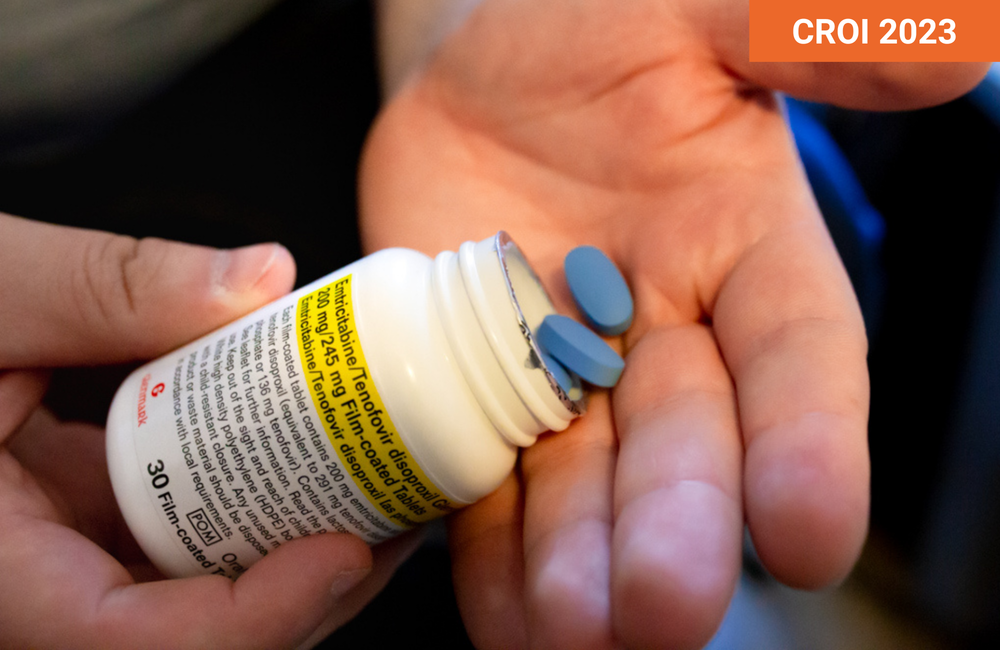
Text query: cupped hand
359 2 989 648
0 214 417 649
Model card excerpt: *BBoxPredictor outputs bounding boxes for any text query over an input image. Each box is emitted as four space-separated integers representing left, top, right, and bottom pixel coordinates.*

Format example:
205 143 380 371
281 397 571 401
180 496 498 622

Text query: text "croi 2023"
793 18 956 45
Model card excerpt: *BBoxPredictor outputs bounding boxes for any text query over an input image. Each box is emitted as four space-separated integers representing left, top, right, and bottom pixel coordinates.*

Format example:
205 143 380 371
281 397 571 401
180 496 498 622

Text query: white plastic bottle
106 232 583 579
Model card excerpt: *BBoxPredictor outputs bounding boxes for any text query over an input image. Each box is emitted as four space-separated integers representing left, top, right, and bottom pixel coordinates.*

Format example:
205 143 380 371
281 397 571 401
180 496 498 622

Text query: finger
8 410 118 545
0 370 49 441
742 62 991 110
611 324 743 650
519 395 616 650
0 531 373 649
713 219 870 588
688 3 991 109
0 213 295 367
447 472 528 650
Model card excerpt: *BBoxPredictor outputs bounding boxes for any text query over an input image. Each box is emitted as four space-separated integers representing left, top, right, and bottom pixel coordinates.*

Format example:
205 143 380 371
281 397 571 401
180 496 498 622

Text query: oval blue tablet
536 314 624 388
565 246 633 336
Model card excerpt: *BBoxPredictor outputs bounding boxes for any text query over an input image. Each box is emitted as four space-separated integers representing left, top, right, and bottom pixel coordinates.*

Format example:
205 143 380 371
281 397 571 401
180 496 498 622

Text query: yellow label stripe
296 275 459 528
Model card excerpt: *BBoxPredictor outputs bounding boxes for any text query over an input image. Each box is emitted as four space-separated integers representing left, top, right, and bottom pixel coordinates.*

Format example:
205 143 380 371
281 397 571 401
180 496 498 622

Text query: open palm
360 2 987 648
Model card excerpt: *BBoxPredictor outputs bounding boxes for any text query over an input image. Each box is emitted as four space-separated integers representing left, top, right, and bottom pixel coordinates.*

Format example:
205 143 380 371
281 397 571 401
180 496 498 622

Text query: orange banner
750 0 997 61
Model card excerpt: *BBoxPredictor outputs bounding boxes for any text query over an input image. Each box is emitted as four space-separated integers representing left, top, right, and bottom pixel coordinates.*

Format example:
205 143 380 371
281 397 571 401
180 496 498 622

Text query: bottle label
129 271 458 579
297 275 460 527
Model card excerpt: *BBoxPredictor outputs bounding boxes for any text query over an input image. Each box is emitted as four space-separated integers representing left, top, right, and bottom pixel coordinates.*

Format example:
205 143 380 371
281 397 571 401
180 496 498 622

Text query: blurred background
1 1 998 647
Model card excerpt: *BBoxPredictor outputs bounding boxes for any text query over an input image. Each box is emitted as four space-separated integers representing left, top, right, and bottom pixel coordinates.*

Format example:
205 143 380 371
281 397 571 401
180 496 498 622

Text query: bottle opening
493 232 587 410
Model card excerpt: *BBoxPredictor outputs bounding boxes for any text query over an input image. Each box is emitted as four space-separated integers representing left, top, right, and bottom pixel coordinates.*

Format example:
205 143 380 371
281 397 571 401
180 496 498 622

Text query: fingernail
213 243 286 295
329 567 371 599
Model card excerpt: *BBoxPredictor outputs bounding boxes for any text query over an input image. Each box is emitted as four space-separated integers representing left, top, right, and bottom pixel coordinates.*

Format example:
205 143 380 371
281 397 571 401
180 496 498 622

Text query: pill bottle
106 232 584 579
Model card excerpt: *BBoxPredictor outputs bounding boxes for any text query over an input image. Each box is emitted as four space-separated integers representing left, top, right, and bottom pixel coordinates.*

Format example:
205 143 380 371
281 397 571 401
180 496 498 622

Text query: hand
359 2 990 648
0 213 417 649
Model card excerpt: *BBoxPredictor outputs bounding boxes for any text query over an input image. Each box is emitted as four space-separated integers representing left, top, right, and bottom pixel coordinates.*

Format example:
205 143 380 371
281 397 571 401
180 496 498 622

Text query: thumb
21 534 374 649
0 213 296 367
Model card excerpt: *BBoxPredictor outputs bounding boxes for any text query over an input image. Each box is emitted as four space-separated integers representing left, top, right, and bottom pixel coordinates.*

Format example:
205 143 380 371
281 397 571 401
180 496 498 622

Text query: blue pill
565 246 633 336
541 352 575 394
536 314 624 388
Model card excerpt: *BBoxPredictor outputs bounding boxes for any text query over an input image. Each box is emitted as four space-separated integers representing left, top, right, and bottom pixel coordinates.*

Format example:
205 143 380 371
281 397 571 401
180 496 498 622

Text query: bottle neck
431 232 584 447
